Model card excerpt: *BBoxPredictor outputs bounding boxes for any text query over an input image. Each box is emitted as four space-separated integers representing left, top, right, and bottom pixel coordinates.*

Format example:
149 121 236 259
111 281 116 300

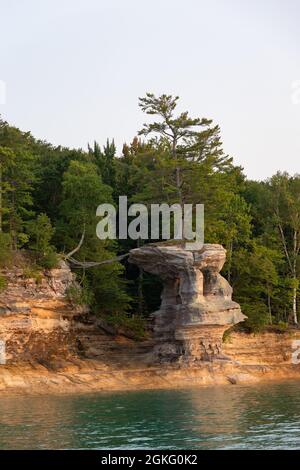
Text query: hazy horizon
1 0 300 180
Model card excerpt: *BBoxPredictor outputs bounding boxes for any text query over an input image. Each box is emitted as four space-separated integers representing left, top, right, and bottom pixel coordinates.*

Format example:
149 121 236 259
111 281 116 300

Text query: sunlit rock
129 243 246 362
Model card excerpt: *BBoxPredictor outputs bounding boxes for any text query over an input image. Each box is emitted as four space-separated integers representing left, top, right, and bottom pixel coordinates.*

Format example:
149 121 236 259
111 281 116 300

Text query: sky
0 0 300 180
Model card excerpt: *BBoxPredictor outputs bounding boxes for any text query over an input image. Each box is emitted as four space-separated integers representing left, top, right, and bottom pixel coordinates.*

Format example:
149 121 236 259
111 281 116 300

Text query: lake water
0 380 300 449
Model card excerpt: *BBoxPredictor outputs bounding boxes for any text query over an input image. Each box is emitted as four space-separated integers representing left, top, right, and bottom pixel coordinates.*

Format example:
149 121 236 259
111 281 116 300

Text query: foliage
22 265 43 284
0 232 12 266
40 249 59 269
27 213 55 254
1 93 300 333
66 283 94 307
276 321 288 332
26 213 58 269
104 312 146 340
242 302 270 333
58 160 131 315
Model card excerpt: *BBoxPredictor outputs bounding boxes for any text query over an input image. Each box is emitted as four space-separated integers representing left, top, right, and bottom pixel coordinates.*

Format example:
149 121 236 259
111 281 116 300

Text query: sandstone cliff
1 249 300 395
0 260 80 364
0 257 137 367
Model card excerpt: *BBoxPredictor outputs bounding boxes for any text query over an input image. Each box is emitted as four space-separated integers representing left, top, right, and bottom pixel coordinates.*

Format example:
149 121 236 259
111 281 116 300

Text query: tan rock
129 243 246 362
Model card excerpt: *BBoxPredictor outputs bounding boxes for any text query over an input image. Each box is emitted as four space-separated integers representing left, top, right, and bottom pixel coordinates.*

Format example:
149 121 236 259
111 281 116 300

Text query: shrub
39 249 59 269
66 283 94 306
104 312 146 340
276 320 288 332
22 266 43 284
223 327 234 343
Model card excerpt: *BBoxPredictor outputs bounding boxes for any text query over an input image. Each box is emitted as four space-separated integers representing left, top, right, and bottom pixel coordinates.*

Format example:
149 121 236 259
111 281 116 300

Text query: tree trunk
292 230 298 324
137 238 144 314
277 223 299 325
293 282 298 324
227 240 233 284
267 286 272 324
138 267 144 315
172 138 183 207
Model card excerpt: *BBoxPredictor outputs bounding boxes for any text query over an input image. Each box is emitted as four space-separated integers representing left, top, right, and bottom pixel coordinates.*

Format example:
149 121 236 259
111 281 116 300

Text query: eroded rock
129 243 246 362
0 260 82 364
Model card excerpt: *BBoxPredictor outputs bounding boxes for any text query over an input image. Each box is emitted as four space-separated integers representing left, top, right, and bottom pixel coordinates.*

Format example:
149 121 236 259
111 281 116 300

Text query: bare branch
64 225 85 260
68 253 129 268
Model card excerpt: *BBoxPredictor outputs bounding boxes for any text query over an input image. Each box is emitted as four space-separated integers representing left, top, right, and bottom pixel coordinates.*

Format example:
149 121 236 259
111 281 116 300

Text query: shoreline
1 358 300 397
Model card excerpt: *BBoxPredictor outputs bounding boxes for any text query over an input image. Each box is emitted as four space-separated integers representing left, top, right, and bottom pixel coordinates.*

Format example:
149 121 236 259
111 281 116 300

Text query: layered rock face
0 259 139 366
0 260 84 364
129 243 246 362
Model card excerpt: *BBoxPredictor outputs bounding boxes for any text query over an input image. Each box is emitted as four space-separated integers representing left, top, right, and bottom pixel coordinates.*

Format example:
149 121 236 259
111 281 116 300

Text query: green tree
268 173 300 324
59 160 131 315
0 119 36 248
138 93 234 206
88 139 117 190
0 145 14 233
233 242 282 330
27 213 55 255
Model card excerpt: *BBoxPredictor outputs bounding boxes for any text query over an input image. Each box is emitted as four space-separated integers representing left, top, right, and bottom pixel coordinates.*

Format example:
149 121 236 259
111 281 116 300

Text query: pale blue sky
1 0 300 179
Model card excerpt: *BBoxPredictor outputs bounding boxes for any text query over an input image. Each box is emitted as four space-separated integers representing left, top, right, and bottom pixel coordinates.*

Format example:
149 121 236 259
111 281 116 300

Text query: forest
0 93 300 334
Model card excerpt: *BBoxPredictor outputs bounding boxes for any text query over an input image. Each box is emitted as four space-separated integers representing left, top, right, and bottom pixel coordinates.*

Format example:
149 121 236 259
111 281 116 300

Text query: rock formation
0 258 139 366
129 243 246 362
1 248 300 395
0 260 83 364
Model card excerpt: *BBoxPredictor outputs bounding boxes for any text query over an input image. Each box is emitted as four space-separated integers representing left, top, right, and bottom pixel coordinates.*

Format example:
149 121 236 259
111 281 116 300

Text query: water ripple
1 380 300 449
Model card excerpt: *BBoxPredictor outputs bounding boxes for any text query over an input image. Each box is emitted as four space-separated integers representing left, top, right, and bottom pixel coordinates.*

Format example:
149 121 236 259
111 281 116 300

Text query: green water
0 381 300 449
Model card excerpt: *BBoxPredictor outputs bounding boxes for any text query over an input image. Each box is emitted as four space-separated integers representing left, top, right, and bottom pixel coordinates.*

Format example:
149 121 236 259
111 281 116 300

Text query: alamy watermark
0 340 6 365
291 80 300 105
96 196 204 250
291 340 300 364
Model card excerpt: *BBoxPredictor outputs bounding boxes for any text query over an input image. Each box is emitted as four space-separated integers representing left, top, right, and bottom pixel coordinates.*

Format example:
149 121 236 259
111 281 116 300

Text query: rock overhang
129 243 246 361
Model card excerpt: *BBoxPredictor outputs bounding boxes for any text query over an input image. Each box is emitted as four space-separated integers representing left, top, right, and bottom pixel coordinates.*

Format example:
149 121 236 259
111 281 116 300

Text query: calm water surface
0 381 300 449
